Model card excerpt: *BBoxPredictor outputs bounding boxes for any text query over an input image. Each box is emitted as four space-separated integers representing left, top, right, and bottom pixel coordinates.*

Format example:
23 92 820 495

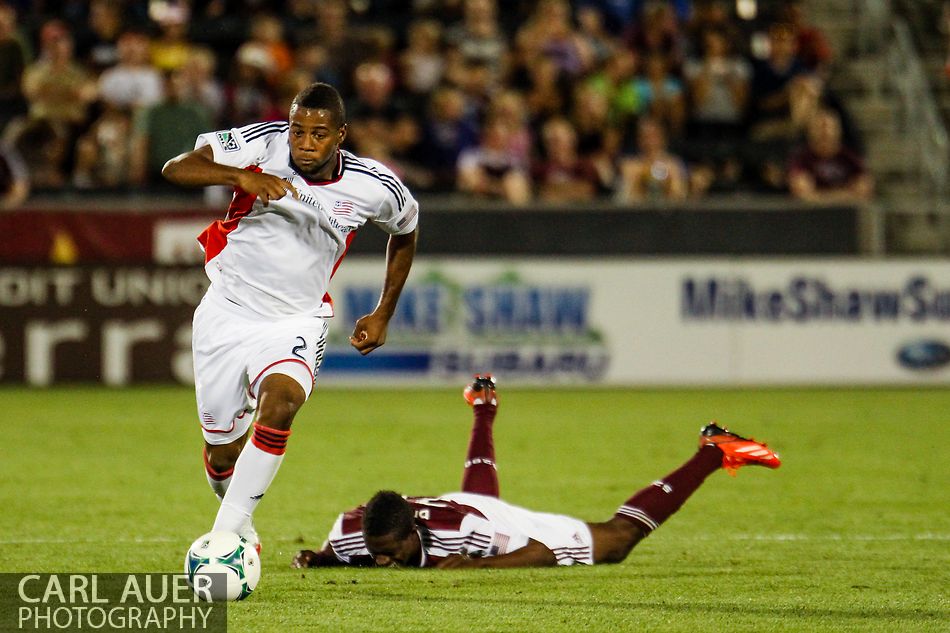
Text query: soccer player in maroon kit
293 375 781 569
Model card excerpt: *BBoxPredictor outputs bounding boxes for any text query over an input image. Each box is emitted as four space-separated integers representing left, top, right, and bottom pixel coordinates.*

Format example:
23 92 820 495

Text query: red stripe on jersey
321 229 358 314
197 165 263 263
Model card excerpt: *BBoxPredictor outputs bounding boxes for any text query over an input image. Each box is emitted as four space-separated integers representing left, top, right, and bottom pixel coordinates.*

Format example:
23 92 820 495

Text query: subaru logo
896 339 950 370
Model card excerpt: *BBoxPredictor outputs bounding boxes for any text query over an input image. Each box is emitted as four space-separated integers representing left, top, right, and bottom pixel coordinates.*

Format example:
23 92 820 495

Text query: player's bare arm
161 145 298 206
436 539 557 569
350 228 418 355
292 546 347 568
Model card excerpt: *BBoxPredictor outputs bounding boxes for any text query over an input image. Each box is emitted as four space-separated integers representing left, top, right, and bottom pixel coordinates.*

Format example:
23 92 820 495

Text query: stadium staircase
805 0 950 254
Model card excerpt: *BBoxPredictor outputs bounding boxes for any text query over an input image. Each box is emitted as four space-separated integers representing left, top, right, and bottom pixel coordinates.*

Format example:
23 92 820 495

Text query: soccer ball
184 531 260 601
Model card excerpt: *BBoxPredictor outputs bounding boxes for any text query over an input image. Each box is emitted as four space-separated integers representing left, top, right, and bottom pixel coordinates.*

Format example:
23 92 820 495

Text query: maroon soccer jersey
324 493 593 567
327 495 498 567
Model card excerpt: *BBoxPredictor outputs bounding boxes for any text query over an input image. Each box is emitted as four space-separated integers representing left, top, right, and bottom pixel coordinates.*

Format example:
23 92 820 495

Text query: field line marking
1 534 948 545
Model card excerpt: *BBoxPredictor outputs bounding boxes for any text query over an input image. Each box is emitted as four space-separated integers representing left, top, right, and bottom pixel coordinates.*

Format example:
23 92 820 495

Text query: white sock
212 424 290 533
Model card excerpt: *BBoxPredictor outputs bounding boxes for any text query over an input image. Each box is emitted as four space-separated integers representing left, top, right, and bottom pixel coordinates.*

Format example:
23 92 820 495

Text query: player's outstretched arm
291 546 359 568
436 539 557 569
161 145 298 206
350 229 418 355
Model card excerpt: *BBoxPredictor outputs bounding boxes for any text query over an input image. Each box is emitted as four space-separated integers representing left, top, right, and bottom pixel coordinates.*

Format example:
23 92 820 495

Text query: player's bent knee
256 374 307 430
590 520 646 564
205 441 242 472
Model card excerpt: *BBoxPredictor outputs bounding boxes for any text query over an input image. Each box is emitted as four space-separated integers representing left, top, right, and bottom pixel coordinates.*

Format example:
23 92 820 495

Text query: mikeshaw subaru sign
321 258 950 385
0 259 947 385
322 267 609 382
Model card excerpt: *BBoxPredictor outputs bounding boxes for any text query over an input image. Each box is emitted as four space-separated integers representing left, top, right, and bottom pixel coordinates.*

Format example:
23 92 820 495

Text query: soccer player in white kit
162 83 418 547
292 376 781 569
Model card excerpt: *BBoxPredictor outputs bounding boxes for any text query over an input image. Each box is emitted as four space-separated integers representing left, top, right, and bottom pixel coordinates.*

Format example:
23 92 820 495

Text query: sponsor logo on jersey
216 131 241 152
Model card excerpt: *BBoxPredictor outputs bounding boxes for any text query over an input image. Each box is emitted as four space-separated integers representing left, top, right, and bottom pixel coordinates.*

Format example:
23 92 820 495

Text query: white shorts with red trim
192 285 329 445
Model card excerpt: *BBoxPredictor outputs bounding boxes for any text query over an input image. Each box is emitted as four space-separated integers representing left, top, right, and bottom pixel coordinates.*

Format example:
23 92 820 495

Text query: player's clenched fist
236 170 299 206
350 312 389 355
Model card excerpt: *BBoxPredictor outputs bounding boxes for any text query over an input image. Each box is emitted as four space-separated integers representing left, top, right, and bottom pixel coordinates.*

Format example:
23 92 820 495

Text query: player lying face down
293 376 781 570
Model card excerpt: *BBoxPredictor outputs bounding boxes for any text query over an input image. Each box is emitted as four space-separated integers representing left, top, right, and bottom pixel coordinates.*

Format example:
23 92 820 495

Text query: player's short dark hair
363 491 414 540
291 82 346 126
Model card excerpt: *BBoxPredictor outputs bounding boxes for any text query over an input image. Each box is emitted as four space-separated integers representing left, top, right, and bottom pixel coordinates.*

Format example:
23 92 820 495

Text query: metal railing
886 18 950 210
854 0 892 55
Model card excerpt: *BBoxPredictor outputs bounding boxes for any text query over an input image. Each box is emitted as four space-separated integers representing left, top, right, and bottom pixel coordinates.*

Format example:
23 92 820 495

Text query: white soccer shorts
192 286 329 445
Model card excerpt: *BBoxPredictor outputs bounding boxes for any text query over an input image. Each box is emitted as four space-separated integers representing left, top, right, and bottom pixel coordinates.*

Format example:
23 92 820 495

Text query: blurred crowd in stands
0 0 876 208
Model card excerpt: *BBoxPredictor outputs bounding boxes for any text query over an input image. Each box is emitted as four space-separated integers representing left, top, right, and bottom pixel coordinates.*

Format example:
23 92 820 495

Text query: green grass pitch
2 386 948 632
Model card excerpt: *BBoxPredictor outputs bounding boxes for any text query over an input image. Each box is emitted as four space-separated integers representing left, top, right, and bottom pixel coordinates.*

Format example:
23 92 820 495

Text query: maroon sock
614 445 722 533
461 404 499 497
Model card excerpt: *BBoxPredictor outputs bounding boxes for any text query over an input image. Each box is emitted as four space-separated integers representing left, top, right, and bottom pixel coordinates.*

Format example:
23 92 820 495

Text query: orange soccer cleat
463 374 498 407
699 423 781 476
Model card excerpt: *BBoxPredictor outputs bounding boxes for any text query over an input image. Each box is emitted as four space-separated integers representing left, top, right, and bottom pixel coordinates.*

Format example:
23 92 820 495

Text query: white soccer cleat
239 518 262 556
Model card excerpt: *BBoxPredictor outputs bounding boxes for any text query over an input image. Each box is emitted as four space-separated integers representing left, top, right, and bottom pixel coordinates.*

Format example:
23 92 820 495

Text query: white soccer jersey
325 493 593 567
194 121 419 318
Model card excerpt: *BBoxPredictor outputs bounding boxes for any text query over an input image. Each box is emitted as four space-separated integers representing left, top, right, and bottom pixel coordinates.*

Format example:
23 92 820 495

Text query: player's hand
436 554 484 569
349 312 389 355
291 549 319 568
237 170 299 207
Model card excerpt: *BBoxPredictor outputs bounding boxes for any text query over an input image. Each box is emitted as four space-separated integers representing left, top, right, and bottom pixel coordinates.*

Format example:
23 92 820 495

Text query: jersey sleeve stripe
347 166 405 208
375 172 407 207
238 121 277 136
330 532 365 542
343 158 407 209
244 123 289 142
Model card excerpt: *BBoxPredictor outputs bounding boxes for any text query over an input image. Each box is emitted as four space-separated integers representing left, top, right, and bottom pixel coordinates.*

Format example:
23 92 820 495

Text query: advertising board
1 259 947 385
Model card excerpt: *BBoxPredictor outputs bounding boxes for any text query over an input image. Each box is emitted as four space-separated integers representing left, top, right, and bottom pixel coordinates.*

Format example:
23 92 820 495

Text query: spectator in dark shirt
9 117 71 191
780 1 833 76
419 86 479 192
75 0 124 73
571 83 621 193
624 1 685 70
683 26 750 194
748 22 819 141
0 2 27 133
457 116 532 205
444 0 508 81
533 117 600 202
788 108 873 203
